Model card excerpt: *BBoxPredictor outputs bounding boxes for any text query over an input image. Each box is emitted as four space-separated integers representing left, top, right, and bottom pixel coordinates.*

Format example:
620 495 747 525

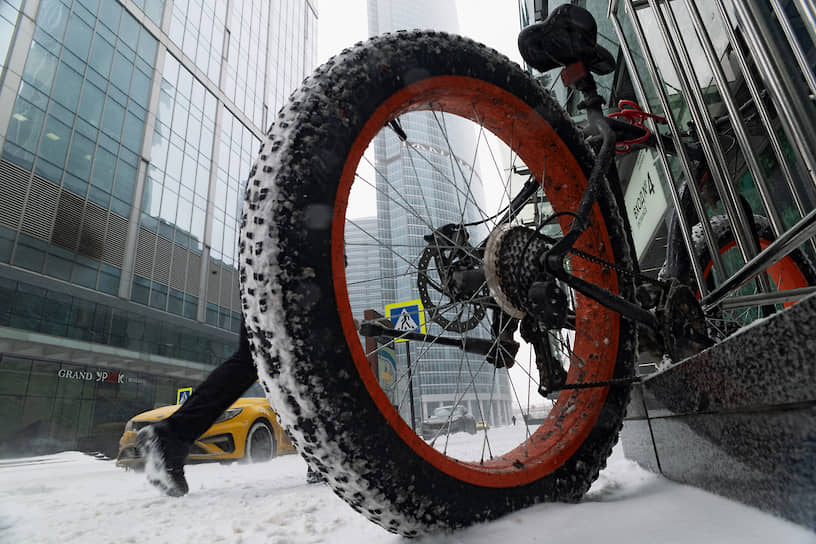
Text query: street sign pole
405 340 416 431
384 299 427 432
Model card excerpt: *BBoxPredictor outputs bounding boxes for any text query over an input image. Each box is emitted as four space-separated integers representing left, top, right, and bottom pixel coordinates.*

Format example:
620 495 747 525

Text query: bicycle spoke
342 94 622 464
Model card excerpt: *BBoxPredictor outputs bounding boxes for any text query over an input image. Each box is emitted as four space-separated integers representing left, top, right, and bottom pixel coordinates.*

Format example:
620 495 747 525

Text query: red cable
608 100 667 154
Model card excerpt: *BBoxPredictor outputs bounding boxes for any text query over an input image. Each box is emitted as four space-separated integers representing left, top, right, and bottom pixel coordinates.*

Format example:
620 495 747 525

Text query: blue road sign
384 299 426 342
177 387 192 404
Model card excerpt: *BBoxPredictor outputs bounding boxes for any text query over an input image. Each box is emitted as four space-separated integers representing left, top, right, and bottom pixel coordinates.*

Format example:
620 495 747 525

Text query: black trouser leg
165 320 257 444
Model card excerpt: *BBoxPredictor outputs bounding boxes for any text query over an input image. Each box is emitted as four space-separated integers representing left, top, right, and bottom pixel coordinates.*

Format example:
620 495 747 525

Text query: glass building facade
0 0 317 457
362 0 513 427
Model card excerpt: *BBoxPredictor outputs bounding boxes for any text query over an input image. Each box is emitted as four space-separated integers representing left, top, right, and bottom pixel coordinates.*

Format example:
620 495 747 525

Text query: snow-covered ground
1 435 813 544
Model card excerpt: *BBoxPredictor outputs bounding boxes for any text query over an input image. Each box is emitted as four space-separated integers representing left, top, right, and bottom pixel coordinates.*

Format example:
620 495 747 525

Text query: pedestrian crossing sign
384 299 426 342
177 387 192 404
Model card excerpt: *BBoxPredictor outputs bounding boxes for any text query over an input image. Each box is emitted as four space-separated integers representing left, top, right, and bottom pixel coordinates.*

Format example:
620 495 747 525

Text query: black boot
137 421 191 497
306 465 326 484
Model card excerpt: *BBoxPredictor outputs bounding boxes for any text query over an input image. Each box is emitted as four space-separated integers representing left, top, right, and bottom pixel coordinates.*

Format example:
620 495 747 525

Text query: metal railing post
621 0 729 286
732 0 816 191
683 0 785 238
608 0 710 290
649 0 763 274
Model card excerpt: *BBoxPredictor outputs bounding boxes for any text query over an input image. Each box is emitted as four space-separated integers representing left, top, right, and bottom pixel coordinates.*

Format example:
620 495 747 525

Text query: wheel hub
417 224 488 332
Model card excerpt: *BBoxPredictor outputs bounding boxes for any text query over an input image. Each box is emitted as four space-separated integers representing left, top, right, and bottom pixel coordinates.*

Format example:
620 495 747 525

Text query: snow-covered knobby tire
240 31 636 536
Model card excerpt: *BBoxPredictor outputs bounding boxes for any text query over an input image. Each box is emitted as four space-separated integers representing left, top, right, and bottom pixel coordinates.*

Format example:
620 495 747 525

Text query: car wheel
245 420 276 463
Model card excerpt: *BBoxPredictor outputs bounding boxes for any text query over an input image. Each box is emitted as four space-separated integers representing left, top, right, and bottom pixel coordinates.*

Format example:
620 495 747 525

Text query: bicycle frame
538 63 662 332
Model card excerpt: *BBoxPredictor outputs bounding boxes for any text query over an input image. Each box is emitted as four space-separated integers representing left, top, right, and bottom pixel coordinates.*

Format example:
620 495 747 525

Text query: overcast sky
316 0 523 67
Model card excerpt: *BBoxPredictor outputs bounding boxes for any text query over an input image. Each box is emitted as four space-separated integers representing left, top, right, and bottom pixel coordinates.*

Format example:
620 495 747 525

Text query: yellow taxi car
116 382 295 468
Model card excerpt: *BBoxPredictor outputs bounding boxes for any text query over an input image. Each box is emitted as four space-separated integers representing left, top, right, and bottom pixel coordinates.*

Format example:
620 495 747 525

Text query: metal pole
770 0 816 101
683 0 785 237
720 285 816 310
791 0 816 58
620 0 726 291
405 340 416 432
712 0 816 256
650 0 762 271
732 0 816 190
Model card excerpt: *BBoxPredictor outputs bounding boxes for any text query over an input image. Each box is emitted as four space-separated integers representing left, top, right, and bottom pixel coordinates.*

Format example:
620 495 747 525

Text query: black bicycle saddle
517 4 615 75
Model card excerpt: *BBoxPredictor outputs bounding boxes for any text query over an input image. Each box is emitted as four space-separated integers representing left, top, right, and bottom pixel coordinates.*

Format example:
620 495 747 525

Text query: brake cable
609 100 667 154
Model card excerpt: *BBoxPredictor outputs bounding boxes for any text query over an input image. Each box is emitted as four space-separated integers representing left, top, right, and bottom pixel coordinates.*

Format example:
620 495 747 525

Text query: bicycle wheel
241 30 636 535
694 214 816 336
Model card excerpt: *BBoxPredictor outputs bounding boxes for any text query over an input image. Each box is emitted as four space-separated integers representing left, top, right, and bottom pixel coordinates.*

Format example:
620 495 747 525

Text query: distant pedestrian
512 415 516 426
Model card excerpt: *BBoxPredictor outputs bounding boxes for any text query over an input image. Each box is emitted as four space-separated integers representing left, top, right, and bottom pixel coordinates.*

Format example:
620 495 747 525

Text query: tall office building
354 0 513 426
0 0 317 457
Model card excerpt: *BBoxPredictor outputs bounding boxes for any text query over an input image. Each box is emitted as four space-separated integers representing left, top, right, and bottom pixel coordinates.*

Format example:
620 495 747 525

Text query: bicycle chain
566 246 668 290
549 247 662 389
550 375 643 391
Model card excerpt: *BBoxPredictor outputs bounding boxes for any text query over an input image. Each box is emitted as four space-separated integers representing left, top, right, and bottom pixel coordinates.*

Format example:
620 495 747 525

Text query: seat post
543 61 616 260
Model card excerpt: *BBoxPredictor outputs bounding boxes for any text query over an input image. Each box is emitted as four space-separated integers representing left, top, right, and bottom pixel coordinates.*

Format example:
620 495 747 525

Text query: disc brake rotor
417 227 488 333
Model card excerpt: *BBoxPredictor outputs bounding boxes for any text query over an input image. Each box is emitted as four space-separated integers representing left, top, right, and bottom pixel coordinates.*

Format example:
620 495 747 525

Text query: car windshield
243 382 266 398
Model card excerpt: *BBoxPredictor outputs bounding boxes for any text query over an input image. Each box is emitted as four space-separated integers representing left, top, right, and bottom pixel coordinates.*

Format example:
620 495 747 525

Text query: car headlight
213 408 243 423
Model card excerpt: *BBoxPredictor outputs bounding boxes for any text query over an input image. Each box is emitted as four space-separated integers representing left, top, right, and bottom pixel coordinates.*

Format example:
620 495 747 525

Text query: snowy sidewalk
1 444 813 543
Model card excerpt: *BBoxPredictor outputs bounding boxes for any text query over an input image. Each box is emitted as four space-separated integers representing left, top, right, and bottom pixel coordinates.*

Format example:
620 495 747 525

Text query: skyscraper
0 0 317 457
352 0 513 426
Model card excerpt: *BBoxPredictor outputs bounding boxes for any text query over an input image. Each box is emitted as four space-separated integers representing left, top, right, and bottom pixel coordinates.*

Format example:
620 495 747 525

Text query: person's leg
164 320 257 443
138 320 256 496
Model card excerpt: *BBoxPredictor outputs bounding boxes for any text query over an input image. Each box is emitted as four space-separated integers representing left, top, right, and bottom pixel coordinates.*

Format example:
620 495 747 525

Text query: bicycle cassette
484 224 553 319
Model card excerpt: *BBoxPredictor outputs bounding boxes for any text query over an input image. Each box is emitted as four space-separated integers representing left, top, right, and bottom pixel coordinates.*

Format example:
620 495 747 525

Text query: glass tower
0 0 317 457
360 0 513 427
